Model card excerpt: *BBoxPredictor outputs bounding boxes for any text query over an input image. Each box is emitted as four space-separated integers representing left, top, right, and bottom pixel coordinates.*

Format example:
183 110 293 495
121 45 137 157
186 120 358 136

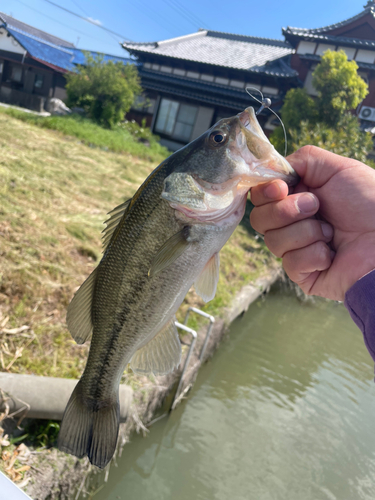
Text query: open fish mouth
237 107 299 187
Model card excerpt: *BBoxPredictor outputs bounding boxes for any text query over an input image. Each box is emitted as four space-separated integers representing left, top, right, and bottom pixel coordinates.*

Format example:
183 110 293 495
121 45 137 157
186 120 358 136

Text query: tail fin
58 380 120 469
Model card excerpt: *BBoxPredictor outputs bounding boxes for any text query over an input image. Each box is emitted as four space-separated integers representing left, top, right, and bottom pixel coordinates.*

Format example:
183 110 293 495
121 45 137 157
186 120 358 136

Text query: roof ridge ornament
364 0 375 8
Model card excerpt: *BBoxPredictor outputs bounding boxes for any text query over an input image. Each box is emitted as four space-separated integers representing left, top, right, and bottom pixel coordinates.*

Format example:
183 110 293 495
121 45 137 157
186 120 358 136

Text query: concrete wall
0 85 45 112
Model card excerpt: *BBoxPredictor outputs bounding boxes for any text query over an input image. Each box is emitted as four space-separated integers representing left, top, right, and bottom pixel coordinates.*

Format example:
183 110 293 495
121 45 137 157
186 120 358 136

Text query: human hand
250 145 375 301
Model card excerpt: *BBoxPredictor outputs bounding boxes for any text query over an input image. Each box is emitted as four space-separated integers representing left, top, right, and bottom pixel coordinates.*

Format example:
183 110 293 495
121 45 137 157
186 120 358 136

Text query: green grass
0 111 277 379
0 107 169 162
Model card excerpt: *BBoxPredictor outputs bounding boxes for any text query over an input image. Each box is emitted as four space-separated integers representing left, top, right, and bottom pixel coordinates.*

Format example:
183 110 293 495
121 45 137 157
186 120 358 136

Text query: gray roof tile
123 30 295 76
284 3 375 36
283 29 375 48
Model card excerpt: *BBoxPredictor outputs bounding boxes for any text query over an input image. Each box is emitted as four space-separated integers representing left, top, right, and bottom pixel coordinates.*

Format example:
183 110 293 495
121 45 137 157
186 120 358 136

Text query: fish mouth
237 107 299 187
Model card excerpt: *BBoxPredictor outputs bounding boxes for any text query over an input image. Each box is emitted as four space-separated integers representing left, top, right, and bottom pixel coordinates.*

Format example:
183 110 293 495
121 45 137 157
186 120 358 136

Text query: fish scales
58 107 299 468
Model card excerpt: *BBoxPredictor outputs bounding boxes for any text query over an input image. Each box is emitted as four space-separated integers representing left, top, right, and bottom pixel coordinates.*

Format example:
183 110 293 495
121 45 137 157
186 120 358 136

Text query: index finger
288 145 360 188
250 179 289 207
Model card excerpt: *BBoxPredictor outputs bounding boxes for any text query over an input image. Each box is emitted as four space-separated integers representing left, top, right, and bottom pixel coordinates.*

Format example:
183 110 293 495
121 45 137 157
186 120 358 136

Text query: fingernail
296 193 318 214
321 223 333 239
263 182 280 199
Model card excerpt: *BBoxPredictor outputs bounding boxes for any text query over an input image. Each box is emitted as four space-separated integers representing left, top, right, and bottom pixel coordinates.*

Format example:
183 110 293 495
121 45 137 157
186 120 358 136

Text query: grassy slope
0 108 169 161
0 111 276 379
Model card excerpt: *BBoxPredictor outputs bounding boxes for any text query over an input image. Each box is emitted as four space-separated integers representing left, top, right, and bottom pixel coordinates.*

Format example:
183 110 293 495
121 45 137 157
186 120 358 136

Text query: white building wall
0 28 25 55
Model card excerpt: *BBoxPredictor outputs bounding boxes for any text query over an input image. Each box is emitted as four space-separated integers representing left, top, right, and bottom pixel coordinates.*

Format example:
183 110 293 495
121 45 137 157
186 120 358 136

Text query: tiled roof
123 30 296 77
282 29 375 48
283 3 375 35
0 11 74 48
139 68 279 111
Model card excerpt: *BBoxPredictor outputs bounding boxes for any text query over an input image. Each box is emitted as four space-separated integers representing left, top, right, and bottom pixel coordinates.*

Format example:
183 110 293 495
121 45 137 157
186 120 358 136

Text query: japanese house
0 12 131 113
124 1 375 150
123 31 299 150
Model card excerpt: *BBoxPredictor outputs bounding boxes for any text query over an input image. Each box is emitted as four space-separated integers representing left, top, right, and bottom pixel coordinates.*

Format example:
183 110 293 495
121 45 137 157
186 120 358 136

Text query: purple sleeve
344 269 375 362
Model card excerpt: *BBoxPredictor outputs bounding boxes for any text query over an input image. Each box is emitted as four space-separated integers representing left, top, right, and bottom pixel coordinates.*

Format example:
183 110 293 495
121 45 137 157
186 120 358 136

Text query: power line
127 0 179 39
161 0 198 30
42 0 132 41
169 0 210 29
69 0 90 18
13 0 119 46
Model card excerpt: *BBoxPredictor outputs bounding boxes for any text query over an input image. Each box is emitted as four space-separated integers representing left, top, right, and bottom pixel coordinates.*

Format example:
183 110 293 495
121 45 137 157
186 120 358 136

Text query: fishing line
245 87 288 157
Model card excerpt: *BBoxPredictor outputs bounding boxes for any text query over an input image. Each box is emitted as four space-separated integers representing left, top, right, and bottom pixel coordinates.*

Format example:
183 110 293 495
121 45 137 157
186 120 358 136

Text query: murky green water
84 289 375 500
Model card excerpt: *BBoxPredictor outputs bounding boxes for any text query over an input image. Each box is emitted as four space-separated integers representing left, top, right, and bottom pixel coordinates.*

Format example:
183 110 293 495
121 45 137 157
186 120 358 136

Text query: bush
291 115 373 163
270 50 371 160
313 50 368 126
65 54 142 128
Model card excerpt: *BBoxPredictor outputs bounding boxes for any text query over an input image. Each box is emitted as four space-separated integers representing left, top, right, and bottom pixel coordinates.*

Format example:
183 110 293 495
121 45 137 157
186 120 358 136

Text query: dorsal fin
102 198 131 250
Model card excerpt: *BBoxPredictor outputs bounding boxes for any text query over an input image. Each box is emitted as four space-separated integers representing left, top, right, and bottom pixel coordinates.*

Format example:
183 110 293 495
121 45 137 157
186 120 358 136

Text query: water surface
84 290 375 500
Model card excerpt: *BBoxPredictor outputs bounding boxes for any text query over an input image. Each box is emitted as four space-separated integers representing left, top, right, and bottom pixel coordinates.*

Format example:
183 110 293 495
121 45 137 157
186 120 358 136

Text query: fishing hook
245 87 288 157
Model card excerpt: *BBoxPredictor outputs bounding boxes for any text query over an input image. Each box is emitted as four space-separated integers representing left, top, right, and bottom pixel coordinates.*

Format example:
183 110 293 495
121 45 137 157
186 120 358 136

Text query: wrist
342 236 375 296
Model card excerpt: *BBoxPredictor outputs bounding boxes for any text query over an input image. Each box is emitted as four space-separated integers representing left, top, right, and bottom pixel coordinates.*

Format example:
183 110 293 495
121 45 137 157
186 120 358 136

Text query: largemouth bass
58 107 298 468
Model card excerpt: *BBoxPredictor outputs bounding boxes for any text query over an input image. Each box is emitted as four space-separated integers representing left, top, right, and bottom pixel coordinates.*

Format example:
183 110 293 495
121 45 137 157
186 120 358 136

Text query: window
155 98 198 142
34 74 44 89
132 95 156 114
10 65 22 82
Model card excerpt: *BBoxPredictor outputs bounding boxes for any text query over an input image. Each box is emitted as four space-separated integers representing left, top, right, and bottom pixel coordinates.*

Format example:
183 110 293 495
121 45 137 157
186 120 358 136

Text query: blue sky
1 0 369 57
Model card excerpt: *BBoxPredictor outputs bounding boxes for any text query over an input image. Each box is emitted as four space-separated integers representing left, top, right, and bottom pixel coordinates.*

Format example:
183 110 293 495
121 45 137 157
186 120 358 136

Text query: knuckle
298 144 317 157
249 209 262 233
263 232 282 257
315 241 330 265
306 220 319 241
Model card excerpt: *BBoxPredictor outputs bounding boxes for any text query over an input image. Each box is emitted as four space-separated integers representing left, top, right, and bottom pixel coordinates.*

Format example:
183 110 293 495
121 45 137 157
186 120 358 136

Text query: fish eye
209 130 228 147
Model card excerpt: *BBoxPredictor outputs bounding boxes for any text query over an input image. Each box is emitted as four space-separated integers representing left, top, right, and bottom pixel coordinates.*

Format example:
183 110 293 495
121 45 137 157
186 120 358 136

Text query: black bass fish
58 107 298 468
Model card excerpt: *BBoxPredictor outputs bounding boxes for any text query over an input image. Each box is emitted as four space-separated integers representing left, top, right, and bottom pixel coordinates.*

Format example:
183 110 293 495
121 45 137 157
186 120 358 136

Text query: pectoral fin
194 253 220 303
149 228 190 277
66 268 97 344
130 318 181 376
102 198 131 250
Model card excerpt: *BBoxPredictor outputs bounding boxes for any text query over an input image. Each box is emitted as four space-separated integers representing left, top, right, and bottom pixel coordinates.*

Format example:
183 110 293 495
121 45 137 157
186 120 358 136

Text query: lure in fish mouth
162 106 298 222
57 106 299 470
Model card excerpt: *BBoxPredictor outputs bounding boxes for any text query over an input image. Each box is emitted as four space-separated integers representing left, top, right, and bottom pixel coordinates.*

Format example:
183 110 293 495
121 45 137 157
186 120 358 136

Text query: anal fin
130 318 181 376
194 253 220 303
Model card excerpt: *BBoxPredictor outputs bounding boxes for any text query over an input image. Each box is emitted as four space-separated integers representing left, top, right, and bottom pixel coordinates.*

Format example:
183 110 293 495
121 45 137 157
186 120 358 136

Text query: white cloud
87 17 102 26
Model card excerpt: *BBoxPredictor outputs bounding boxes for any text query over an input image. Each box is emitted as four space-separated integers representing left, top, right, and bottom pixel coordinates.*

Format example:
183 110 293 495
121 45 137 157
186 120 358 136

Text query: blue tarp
6 27 75 70
70 48 133 66
1 24 131 72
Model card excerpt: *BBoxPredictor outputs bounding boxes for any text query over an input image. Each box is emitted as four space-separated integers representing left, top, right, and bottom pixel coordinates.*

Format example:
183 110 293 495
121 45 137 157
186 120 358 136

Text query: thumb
287 145 359 189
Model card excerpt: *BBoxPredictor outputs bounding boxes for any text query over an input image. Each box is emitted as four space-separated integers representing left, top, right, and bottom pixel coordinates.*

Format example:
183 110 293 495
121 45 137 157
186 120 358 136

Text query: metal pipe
184 307 215 361
0 374 133 422
170 321 197 410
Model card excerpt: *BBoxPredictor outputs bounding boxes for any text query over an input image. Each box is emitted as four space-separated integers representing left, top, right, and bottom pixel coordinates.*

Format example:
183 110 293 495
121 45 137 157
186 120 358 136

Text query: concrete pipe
0 373 133 422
